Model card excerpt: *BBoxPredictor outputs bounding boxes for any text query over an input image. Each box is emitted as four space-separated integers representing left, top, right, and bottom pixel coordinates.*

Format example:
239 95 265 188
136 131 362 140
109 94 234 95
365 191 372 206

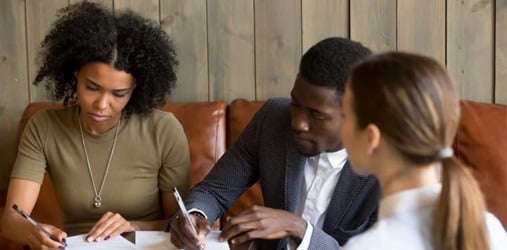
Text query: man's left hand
219 205 307 245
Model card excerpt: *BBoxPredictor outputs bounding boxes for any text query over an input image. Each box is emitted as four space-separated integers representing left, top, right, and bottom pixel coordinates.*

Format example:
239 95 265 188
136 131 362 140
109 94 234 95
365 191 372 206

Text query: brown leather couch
0 99 505 248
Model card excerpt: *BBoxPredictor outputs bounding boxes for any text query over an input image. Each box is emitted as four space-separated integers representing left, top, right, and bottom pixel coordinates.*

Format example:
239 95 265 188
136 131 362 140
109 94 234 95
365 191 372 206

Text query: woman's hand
26 223 67 250
85 211 138 242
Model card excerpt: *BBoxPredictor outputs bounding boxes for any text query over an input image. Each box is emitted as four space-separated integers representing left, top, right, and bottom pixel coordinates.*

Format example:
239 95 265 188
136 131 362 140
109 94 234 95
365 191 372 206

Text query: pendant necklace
79 118 120 208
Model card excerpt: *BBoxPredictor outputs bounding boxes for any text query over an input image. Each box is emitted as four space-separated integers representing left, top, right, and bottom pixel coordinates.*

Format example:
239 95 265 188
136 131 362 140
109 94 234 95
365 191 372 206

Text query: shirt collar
379 183 442 219
326 148 347 169
310 149 347 172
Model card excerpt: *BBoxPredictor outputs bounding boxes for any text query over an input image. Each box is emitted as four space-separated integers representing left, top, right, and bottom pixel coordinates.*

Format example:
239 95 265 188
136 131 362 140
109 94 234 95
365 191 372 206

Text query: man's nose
291 112 310 132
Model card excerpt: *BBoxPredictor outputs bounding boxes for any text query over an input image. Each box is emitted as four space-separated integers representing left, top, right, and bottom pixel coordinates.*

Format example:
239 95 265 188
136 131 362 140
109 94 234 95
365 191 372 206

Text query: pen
173 187 205 250
12 204 65 246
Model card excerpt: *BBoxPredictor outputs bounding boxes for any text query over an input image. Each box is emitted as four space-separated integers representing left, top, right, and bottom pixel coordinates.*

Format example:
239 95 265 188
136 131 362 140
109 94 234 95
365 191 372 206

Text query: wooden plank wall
0 0 505 190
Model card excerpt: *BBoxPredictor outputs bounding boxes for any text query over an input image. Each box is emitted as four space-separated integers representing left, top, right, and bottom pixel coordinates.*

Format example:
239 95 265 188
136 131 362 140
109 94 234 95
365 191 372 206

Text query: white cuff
295 220 313 250
188 208 208 219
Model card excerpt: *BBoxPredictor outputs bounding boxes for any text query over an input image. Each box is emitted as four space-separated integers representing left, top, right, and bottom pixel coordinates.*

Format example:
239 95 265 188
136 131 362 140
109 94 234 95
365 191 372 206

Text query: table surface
65 231 229 249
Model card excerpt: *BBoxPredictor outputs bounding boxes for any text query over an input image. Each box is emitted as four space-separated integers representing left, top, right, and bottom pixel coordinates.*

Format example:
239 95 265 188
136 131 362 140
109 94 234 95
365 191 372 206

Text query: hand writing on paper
170 213 210 250
85 211 137 242
219 205 307 246
27 223 67 249
11 204 67 249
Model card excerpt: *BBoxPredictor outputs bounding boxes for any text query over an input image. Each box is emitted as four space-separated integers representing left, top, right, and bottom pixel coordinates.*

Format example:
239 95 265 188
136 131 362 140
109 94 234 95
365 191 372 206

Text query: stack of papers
65 231 229 249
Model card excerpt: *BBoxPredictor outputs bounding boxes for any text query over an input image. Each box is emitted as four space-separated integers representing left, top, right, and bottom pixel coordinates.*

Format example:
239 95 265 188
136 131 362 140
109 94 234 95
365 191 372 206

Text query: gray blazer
186 98 380 249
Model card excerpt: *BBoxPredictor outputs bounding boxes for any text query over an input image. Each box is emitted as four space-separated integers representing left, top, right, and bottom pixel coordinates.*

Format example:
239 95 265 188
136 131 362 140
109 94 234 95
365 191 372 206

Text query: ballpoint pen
173 187 205 250
12 204 66 246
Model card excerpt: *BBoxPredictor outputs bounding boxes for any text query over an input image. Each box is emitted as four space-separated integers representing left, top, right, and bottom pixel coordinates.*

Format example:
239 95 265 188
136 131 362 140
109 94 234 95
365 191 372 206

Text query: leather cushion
453 100 507 229
159 101 227 185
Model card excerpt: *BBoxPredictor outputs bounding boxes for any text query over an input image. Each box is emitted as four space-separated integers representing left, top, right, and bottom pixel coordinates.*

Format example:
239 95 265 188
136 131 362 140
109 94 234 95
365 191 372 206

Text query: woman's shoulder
29 105 78 126
151 108 178 121
129 109 179 125
126 109 183 135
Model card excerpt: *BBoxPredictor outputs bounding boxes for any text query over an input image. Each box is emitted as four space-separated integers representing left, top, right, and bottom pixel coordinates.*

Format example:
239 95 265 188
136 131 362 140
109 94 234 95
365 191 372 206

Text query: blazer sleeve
183 99 276 223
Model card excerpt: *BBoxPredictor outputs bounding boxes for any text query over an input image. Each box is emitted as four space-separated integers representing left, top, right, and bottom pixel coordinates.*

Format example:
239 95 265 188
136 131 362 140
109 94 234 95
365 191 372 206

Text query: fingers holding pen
170 213 210 249
195 216 211 244
28 223 67 249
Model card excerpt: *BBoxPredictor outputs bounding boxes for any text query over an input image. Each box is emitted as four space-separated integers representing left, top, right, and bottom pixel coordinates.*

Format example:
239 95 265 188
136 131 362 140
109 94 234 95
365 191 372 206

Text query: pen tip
12 204 18 210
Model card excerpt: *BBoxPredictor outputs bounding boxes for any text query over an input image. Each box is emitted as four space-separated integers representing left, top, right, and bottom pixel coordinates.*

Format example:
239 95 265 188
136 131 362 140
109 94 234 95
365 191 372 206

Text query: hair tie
436 147 454 160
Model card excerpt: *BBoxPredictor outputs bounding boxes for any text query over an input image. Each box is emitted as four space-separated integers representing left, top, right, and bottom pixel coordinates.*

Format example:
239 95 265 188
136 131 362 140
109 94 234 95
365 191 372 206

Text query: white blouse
343 184 507 250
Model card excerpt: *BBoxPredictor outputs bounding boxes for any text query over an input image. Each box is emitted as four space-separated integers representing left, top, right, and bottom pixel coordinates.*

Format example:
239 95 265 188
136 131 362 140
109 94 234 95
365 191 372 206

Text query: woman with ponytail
340 52 506 249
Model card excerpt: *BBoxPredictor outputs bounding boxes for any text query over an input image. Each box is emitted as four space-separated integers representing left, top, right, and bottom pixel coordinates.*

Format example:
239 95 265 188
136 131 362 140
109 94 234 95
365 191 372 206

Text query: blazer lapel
322 161 369 232
284 139 306 212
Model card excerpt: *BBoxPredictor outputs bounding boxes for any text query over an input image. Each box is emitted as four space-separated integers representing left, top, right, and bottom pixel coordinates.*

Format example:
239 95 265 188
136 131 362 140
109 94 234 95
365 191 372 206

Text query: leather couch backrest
158 102 227 185
226 99 507 230
453 100 507 229
6 99 507 232
12 101 227 227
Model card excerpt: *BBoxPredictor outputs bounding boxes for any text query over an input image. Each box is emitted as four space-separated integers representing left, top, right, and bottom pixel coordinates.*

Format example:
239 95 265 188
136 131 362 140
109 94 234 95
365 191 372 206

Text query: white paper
203 231 230 250
65 231 229 250
66 234 134 249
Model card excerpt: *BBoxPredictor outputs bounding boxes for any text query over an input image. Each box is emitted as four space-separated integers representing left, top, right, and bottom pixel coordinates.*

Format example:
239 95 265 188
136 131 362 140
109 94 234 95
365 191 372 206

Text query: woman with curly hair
1 2 190 249
340 52 506 249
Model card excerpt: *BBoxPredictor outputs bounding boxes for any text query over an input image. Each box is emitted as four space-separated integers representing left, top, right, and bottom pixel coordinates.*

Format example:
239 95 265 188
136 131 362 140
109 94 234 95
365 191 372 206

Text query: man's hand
219 205 307 246
170 213 211 249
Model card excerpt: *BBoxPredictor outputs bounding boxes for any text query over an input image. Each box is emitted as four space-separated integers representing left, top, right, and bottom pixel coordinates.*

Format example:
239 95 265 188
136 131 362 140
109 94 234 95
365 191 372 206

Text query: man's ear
366 123 381 155
74 70 79 79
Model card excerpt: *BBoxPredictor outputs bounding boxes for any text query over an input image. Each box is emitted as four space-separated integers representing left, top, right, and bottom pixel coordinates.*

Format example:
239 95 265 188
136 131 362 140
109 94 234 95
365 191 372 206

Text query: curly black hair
34 2 178 116
299 37 371 99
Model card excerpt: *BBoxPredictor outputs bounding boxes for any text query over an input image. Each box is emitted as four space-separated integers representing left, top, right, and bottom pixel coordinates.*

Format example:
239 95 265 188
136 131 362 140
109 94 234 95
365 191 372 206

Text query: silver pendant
94 196 102 208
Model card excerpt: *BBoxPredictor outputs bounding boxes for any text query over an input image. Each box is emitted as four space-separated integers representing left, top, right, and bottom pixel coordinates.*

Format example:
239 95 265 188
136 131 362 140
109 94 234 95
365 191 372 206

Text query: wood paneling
496 0 507 103
114 0 159 21
350 0 396 52
301 0 348 53
160 0 208 101
25 0 68 102
208 0 255 101
397 0 445 64
255 0 301 100
69 0 113 9
447 0 494 103
0 0 29 190
1 0 506 190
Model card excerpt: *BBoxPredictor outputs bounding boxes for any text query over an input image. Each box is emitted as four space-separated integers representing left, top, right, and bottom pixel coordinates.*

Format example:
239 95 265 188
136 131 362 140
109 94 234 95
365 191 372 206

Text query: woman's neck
376 161 441 198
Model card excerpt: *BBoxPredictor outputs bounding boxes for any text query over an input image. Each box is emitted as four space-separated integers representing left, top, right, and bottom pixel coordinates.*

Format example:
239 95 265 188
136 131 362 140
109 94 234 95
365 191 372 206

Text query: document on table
65 234 133 249
65 231 229 249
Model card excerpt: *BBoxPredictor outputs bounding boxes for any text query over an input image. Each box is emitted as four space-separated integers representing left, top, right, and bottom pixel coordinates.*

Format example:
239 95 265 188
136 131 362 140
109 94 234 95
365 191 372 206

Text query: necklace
79 119 120 208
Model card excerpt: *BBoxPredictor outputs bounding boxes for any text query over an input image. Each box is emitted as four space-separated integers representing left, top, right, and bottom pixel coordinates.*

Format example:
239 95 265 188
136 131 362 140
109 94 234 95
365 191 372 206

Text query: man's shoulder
259 97 291 115
265 97 291 106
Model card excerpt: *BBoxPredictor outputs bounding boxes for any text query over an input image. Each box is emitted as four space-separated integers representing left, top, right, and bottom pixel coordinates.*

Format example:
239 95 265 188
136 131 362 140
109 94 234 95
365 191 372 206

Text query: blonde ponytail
434 157 489 250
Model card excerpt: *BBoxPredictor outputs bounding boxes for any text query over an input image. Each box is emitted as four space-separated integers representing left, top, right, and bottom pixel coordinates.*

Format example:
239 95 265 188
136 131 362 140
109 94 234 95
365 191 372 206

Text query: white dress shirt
343 183 507 250
290 149 348 250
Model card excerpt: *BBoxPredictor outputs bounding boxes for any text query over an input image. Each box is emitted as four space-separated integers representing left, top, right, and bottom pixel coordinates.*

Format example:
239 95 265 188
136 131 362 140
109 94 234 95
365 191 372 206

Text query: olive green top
12 105 190 235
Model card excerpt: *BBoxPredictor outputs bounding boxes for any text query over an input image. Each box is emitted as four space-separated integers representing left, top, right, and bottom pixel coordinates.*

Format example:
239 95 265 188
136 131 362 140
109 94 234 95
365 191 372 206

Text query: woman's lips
89 113 110 122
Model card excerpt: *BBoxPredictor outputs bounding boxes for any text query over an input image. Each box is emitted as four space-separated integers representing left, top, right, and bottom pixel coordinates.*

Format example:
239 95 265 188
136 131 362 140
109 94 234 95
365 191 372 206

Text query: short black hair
34 2 178 116
299 37 371 97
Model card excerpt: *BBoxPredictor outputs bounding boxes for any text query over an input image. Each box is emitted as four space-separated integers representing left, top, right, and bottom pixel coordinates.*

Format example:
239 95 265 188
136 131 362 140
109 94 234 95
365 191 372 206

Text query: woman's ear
366 123 381 155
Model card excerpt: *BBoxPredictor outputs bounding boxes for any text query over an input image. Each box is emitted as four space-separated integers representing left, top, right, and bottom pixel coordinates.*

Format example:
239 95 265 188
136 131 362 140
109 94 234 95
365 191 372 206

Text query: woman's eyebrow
85 78 132 92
